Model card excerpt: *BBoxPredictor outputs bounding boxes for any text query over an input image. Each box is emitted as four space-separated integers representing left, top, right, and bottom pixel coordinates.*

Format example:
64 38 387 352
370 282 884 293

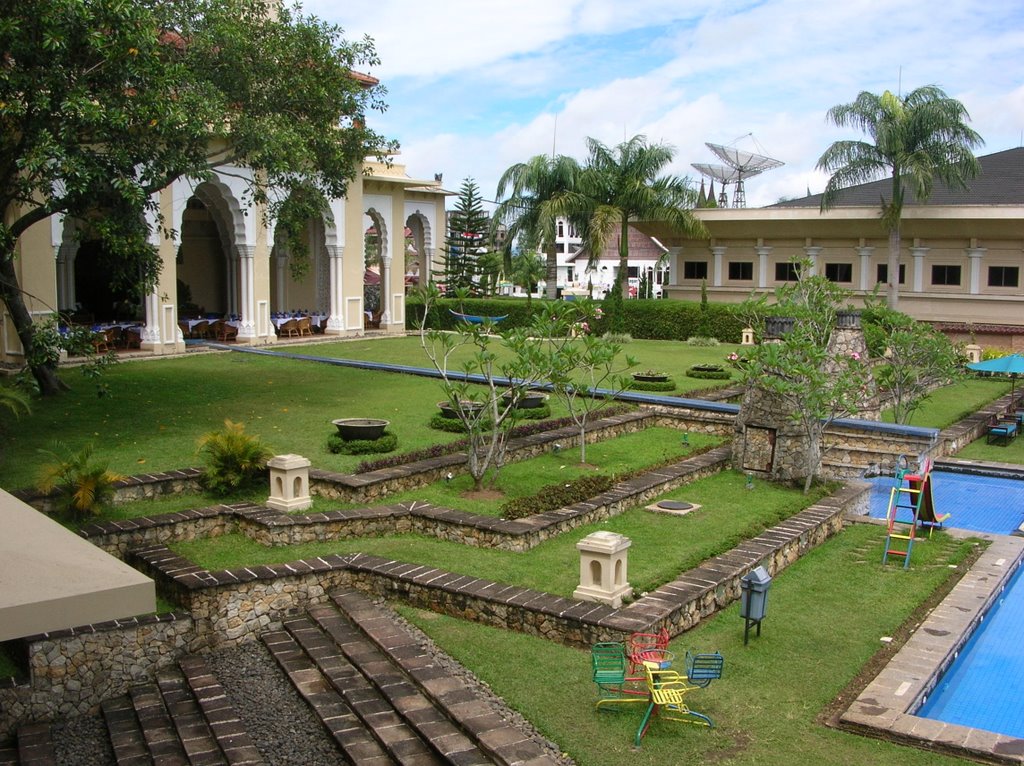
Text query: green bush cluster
499 474 616 520
406 296 745 342
327 431 398 455
628 379 677 392
197 420 272 496
685 364 731 380
429 404 552 433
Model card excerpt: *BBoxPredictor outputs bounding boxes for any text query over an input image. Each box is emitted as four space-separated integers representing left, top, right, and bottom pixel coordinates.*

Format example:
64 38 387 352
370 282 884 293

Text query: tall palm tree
575 136 704 310
817 86 983 309
493 154 580 300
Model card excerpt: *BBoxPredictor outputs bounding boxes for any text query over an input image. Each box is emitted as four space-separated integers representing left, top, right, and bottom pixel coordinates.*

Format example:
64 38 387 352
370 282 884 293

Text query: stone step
102 695 153 766
261 629 395 766
14 724 56 766
0 745 17 765
177 657 265 766
281 616 445 766
329 589 559 766
155 674 228 766
128 684 190 765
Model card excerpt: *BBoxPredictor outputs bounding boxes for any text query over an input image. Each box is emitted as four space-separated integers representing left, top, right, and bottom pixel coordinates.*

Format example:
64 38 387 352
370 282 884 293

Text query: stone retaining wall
0 613 193 740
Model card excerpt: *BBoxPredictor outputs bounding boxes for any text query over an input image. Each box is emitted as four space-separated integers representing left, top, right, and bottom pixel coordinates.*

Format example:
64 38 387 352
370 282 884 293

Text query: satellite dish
692 135 783 207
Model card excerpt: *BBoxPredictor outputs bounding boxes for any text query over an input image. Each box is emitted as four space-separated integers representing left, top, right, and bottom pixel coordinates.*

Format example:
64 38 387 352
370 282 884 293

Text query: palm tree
574 136 704 323
511 252 546 306
494 154 581 300
817 86 983 309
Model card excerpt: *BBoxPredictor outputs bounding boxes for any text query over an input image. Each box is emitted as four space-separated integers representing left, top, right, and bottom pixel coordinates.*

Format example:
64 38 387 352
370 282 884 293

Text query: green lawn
173 469 830 598
398 523 978 766
881 377 1010 428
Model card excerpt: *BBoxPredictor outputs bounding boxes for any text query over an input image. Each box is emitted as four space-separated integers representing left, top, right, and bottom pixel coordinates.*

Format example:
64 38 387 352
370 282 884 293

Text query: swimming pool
917 560 1024 737
866 469 1024 536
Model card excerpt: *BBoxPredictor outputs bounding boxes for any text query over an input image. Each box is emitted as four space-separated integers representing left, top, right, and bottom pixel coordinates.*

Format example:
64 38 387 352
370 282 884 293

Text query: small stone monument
573 531 632 608
965 344 982 364
741 327 755 346
266 454 312 512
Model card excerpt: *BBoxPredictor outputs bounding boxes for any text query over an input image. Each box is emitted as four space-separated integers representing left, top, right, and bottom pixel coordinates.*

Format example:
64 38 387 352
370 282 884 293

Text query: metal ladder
882 458 932 569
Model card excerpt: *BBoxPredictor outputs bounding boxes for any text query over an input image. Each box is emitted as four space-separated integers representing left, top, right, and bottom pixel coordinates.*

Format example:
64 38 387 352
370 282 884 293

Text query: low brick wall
0 613 193 740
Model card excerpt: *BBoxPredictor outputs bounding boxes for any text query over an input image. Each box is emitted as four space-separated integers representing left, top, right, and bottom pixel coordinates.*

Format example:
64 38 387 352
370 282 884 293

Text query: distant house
639 148 1024 349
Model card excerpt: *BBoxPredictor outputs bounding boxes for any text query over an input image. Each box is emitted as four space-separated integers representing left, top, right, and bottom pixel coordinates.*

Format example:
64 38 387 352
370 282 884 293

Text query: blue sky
305 0 1024 208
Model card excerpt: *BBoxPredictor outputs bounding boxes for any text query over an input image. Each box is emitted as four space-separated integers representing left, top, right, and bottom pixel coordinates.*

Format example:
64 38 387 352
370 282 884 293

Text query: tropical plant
437 178 494 295
197 420 273 495
0 0 393 395
817 86 984 309
574 135 706 328
36 443 123 520
493 154 581 300
511 253 546 305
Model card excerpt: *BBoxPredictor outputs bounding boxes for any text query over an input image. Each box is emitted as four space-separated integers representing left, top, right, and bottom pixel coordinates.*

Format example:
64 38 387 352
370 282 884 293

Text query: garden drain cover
657 501 693 511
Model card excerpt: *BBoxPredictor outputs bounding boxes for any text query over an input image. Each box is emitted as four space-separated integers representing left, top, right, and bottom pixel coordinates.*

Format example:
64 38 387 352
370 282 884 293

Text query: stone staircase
0 590 559 766
262 589 557 766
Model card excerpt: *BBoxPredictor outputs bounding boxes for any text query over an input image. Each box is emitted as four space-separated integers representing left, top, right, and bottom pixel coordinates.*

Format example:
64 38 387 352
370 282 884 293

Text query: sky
304 0 1024 209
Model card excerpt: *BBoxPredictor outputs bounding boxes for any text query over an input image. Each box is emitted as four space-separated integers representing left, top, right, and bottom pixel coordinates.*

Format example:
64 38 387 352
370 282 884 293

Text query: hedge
406 296 745 342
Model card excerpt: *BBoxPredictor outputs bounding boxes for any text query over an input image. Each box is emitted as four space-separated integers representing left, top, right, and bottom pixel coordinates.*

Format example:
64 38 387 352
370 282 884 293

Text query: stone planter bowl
437 401 485 419
332 418 390 441
501 391 549 409
633 373 669 383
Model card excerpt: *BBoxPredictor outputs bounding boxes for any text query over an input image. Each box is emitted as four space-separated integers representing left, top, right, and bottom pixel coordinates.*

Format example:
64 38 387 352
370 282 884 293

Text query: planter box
332 418 389 441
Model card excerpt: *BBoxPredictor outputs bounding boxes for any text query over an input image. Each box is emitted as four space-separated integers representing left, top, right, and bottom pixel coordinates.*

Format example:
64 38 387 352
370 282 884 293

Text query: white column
711 246 726 287
142 288 163 344
274 251 288 310
856 246 874 292
236 245 257 340
803 246 822 276
755 246 771 288
326 245 345 333
911 246 928 293
225 249 239 316
380 254 392 325
55 243 76 311
966 247 986 295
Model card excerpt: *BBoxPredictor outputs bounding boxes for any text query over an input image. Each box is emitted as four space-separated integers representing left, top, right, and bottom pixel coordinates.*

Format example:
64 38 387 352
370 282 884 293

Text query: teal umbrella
967 354 1024 401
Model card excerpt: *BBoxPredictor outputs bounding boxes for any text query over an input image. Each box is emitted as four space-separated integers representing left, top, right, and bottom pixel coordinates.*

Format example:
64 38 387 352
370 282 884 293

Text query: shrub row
327 432 398 455
406 296 746 342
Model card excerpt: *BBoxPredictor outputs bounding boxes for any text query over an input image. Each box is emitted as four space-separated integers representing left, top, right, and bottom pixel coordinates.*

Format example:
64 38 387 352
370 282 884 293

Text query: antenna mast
692 136 783 207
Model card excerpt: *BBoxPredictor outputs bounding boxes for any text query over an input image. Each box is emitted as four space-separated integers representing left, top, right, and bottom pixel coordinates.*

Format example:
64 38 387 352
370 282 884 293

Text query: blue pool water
866 470 1024 535
917 562 1024 737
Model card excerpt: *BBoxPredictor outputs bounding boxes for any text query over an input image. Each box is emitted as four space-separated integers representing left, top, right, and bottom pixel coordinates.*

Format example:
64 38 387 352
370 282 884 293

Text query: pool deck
841 525 1024 762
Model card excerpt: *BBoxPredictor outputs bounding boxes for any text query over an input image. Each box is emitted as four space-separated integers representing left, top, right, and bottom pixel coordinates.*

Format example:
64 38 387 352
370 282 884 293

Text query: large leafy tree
0 0 394 395
493 154 580 300
574 135 705 328
816 86 983 309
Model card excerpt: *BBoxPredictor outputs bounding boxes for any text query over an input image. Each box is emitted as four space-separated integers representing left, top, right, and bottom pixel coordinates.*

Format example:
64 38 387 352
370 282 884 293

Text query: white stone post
266 454 312 512
741 327 755 346
965 344 982 364
573 531 632 608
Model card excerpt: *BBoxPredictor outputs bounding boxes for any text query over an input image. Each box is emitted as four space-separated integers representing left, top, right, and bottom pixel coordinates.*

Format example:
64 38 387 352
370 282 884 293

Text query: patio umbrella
967 354 1024 402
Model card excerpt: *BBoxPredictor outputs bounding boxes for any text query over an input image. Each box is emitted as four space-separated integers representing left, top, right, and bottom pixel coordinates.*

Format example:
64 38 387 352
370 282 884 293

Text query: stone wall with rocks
0 613 193 740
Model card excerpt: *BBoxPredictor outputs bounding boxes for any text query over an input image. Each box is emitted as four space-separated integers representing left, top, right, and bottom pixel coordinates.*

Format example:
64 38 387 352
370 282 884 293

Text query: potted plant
437 400 485 419
500 390 548 409
632 369 670 383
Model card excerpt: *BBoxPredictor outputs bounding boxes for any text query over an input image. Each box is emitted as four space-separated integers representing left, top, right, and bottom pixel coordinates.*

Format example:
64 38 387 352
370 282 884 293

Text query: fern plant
36 442 123 520
197 419 273 496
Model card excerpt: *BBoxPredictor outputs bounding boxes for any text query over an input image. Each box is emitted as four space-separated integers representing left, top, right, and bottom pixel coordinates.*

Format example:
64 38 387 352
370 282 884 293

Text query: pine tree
438 178 493 294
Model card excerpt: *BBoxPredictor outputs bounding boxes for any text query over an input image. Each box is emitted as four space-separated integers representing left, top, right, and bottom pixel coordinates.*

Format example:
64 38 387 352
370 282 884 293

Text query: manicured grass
955 432 1024 464
172 470 832 598
290 336 741 395
881 378 1010 428
397 523 978 766
339 428 719 516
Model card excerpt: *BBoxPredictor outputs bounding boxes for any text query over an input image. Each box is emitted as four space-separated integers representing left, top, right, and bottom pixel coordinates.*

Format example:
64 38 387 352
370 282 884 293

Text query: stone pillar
711 246 726 287
803 246 822 276
325 245 345 334
911 246 928 292
266 454 312 512
573 531 632 608
856 246 874 292
755 246 771 289
741 327 755 346
380 253 392 325
236 245 257 340
966 247 986 295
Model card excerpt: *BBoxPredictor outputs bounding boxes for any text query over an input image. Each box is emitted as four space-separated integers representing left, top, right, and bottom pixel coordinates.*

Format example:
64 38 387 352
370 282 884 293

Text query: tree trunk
0 252 66 395
617 218 630 299
545 243 558 300
887 225 901 310
578 423 587 464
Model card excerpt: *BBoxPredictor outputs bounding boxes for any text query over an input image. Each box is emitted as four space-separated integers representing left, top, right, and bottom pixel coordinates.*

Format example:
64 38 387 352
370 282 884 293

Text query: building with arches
2 158 445 363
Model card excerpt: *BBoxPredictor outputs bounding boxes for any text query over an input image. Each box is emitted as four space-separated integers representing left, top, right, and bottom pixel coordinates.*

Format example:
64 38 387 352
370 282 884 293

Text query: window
775 261 800 282
566 266 575 283
656 268 669 285
728 261 753 281
988 266 1019 288
557 221 564 238
683 261 708 279
825 263 852 283
931 265 961 286
627 266 640 279
876 264 906 284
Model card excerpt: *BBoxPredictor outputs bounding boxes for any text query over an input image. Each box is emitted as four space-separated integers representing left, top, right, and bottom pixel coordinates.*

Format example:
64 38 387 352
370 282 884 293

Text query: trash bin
740 565 772 644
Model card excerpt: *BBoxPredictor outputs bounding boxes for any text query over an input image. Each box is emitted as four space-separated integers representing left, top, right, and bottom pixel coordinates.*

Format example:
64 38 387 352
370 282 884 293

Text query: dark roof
772 147 1024 208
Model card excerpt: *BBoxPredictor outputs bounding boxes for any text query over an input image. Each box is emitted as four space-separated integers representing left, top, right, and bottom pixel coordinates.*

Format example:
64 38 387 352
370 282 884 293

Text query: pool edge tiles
840 534 1024 762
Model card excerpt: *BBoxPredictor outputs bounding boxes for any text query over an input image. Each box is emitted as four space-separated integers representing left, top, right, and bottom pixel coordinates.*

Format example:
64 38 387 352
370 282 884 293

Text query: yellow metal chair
634 653 723 746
